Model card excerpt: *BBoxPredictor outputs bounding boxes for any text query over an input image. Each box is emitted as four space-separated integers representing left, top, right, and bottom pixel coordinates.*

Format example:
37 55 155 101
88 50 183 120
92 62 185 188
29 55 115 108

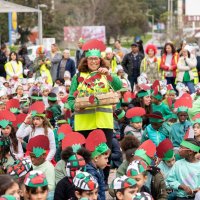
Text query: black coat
122 52 144 78
54 176 77 200
0 50 7 78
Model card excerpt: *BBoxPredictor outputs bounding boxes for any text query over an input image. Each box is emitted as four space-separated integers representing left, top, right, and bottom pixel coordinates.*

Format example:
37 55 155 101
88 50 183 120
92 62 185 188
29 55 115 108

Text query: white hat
183 45 194 53
64 71 71 78
105 47 113 53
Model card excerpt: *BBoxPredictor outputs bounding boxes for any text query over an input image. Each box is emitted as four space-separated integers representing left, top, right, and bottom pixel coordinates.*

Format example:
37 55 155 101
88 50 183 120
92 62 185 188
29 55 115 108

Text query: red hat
134 140 156 165
85 129 109 158
82 39 106 52
145 44 157 55
174 93 192 109
156 139 174 160
126 107 146 119
85 129 107 152
57 124 73 141
6 99 20 114
62 131 86 150
12 113 27 128
28 101 45 116
26 135 49 158
0 110 16 128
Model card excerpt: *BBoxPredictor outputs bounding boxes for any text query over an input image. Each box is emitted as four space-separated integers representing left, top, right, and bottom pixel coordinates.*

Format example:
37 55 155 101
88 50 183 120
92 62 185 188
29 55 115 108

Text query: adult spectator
75 37 85 68
136 39 144 55
113 40 129 62
0 44 8 78
104 47 120 73
57 49 76 80
4 51 23 81
177 45 197 94
140 44 161 83
48 43 62 82
122 43 144 90
160 42 179 89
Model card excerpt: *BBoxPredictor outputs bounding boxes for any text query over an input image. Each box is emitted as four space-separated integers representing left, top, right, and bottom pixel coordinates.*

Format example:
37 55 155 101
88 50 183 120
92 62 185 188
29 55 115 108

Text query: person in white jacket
177 45 197 94
16 113 56 161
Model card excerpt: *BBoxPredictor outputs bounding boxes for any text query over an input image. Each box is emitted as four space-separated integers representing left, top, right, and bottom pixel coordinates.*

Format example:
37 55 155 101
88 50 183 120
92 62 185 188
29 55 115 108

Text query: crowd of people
0 37 200 200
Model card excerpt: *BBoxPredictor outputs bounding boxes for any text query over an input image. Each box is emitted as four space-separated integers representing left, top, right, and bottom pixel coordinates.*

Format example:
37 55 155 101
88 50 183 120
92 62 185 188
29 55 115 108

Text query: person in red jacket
160 42 179 89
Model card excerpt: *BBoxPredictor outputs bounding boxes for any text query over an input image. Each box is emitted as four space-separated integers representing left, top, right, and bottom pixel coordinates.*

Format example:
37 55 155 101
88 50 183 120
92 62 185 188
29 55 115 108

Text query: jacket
111 137 123 168
122 52 144 77
48 52 62 82
47 104 61 126
4 61 23 80
176 55 197 82
86 162 105 200
147 166 168 200
142 123 171 146
160 53 179 78
57 58 76 79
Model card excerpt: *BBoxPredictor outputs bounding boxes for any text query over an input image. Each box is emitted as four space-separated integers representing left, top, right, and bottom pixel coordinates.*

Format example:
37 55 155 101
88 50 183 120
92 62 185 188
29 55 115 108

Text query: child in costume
16 101 56 161
151 80 172 120
0 135 15 169
110 175 138 200
54 131 90 200
73 171 99 200
26 135 55 195
192 114 200 142
167 138 200 200
24 170 49 200
124 107 146 141
142 112 171 146
116 135 140 177
171 95 192 149
132 140 168 200
157 139 177 200
85 129 111 200
0 174 20 200
0 110 23 159
47 92 61 127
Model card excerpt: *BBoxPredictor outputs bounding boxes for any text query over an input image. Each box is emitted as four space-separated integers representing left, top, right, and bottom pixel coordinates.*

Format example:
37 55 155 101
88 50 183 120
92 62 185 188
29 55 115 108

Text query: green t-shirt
183 71 190 82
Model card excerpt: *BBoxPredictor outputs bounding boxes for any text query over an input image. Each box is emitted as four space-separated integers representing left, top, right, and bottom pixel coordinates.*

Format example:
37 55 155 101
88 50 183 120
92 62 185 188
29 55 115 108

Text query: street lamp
37 4 47 45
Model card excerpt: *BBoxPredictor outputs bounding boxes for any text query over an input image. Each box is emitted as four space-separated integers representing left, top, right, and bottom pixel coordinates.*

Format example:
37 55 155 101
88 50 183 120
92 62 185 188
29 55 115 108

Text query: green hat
137 90 151 98
126 160 146 176
134 140 156 166
24 170 48 188
116 110 125 120
180 140 200 152
177 107 188 113
110 175 137 190
73 171 98 191
151 92 163 101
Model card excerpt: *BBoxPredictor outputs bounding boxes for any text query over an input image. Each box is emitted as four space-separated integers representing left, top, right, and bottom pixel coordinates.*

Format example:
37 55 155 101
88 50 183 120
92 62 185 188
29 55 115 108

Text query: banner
64 26 106 43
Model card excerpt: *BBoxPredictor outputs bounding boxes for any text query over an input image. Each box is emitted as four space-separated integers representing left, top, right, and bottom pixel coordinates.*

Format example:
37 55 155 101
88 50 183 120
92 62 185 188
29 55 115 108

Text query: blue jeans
184 81 195 94
128 76 137 91
166 77 176 90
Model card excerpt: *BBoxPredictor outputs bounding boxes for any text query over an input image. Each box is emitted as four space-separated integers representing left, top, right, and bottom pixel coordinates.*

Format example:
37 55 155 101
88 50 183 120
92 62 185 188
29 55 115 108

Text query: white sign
185 0 200 16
